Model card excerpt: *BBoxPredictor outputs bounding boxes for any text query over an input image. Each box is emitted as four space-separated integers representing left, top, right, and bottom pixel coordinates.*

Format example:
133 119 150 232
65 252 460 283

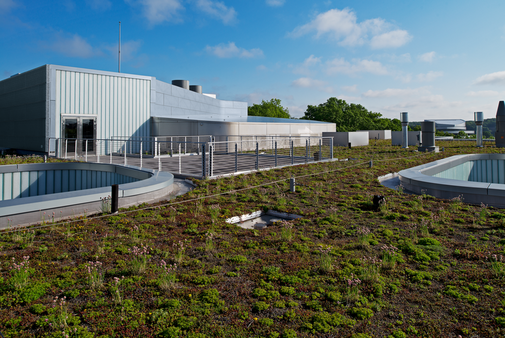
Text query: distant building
424 119 473 135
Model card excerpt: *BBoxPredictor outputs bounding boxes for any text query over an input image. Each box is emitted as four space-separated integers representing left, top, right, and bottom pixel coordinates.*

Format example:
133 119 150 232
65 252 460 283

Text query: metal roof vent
172 80 189 90
189 85 202 94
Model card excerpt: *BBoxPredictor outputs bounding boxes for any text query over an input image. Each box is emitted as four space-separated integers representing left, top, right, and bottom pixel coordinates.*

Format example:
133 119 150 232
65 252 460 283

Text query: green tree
301 97 401 131
248 98 290 119
455 130 468 139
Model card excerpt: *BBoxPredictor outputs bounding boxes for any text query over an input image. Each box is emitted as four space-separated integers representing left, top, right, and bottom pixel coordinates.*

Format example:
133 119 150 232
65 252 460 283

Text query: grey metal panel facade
391 131 422 146
0 65 48 152
151 79 248 121
52 67 151 142
322 132 369 147
151 117 336 137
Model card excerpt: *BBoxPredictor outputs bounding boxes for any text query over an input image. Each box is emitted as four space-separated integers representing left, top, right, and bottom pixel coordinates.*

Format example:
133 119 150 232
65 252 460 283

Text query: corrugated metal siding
54 70 151 142
0 170 138 201
433 160 505 184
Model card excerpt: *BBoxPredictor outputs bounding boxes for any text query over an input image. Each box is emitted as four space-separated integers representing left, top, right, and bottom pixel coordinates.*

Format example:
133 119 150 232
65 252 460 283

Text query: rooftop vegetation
1 141 505 337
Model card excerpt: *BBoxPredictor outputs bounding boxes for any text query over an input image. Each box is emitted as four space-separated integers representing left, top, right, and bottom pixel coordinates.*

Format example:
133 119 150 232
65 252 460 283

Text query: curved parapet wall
398 154 505 208
0 163 174 226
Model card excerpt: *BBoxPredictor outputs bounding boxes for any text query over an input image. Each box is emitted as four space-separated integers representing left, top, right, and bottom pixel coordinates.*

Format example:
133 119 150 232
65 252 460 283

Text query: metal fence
47 136 334 178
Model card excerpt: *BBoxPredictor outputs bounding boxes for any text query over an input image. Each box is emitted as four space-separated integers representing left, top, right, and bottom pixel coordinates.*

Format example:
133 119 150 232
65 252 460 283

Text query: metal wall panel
0 169 142 201
0 65 47 152
55 69 151 142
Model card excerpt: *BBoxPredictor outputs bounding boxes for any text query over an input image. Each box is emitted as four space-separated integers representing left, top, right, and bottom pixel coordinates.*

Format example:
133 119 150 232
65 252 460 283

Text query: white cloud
326 57 387 75
377 94 466 120
466 90 501 97
205 42 263 58
293 55 321 75
419 51 436 62
287 105 305 118
363 87 429 98
395 73 412 83
266 0 285 7
291 77 332 92
0 0 17 13
256 65 267 71
195 0 236 24
393 53 411 63
342 84 358 92
475 71 505 85
290 7 411 49
234 91 293 105
370 30 411 49
45 33 100 58
417 71 443 82
126 0 184 26
86 0 111 11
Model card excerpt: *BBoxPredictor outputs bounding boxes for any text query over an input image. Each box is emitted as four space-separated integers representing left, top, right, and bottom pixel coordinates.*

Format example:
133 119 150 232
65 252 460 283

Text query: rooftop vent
189 85 202 94
172 80 189 90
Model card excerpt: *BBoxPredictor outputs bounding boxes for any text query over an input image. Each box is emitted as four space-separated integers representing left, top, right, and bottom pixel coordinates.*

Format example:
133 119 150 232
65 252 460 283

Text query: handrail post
96 140 100 163
255 142 259 170
154 137 158 157
124 142 127 166
209 143 213 177
140 141 143 168
330 138 334 160
85 139 88 162
275 141 278 167
235 143 238 172
291 140 294 165
55 139 59 158
158 143 162 171
319 138 322 160
74 139 77 161
305 139 309 163
179 143 182 174
110 138 113 164
202 143 206 179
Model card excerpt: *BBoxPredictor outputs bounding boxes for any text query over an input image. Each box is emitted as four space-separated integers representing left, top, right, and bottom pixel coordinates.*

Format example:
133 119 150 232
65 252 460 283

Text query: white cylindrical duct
401 112 409 148
475 111 484 147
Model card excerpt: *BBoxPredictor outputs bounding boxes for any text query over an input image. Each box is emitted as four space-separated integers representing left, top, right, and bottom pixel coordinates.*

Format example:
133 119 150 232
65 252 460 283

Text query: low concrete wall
363 130 391 140
322 132 369 147
0 163 174 228
399 154 505 208
392 131 422 146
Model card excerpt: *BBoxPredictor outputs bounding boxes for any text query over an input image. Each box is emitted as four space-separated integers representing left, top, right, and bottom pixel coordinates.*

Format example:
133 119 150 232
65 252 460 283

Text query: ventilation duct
172 80 189 90
474 111 484 148
189 85 202 94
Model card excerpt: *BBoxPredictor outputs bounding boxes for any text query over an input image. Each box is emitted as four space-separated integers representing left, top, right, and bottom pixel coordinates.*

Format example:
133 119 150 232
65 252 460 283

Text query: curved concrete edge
0 163 174 218
398 154 505 207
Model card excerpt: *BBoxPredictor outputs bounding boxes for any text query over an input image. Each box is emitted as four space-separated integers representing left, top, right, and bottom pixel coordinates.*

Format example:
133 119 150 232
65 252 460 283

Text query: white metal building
0 65 335 154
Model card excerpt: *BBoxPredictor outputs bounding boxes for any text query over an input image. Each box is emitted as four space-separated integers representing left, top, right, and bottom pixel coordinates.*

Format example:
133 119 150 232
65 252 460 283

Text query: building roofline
47 64 154 81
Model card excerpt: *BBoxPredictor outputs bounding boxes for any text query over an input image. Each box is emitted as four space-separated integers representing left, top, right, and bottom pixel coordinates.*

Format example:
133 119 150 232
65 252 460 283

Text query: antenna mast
118 21 121 73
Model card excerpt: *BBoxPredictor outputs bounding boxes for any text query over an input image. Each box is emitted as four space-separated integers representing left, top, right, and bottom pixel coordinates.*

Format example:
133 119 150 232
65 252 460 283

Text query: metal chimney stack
496 101 505 148
418 121 439 152
400 112 409 148
474 112 484 147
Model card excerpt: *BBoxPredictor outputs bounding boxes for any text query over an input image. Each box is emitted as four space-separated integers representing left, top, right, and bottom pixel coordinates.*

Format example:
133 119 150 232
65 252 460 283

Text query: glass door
62 116 96 157
63 118 78 156
82 119 95 152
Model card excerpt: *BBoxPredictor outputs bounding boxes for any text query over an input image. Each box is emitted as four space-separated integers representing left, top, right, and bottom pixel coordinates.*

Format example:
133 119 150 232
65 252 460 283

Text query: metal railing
47 136 334 179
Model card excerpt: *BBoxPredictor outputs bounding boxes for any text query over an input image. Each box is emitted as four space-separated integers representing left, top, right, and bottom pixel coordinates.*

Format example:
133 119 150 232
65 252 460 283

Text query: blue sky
1 0 505 121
